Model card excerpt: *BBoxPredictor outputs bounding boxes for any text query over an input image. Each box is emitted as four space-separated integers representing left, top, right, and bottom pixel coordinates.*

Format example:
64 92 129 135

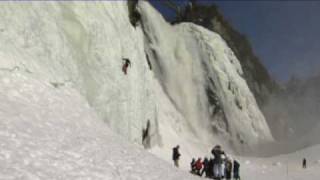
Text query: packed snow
0 71 201 180
0 1 319 180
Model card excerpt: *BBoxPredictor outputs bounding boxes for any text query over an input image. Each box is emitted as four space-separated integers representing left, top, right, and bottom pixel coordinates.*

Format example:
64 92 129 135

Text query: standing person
212 145 225 179
190 158 196 173
172 145 181 167
225 157 233 180
302 158 307 169
207 158 214 178
201 157 209 177
220 155 226 179
194 158 203 176
122 58 131 75
233 160 240 180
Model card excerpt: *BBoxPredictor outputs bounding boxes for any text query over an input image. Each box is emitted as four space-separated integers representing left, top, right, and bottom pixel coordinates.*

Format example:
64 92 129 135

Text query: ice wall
0 1 272 154
138 1 273 151
0 1 158 145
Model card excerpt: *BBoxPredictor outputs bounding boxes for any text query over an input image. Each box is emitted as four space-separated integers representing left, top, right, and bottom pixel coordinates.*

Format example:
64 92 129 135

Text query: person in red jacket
194 158 203 176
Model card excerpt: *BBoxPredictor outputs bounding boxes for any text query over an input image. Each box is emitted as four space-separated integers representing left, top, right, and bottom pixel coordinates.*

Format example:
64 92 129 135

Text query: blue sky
149 0 320 82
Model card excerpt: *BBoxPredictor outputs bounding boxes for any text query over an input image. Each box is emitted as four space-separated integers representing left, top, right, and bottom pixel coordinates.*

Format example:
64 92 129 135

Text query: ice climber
172 145 181 167
142 120 150 148
122 58 131 75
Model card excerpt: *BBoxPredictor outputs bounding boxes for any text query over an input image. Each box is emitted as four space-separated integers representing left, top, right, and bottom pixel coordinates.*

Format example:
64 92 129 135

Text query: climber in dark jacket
172 145 181 167
142 120 150 149
122 58 131 75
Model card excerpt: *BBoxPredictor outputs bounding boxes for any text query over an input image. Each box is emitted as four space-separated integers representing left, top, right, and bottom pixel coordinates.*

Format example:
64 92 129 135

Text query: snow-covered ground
1 71 319 180
0 71 201 180
241 145 320 180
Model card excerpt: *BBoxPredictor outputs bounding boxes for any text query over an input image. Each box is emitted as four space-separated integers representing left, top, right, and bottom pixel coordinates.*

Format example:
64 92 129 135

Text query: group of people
172 145 240 180
172 144 311 179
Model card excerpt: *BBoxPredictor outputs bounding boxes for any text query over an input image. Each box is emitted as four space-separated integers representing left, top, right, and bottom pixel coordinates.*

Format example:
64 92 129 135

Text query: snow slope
1 60 307 180
240 144 320 180
0 71 201 180
0 0 272 154
1 70 318 179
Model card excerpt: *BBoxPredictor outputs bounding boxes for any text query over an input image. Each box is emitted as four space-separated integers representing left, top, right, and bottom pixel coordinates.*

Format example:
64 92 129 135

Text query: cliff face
138 1 273 152
0 0 272 157
177 3 278 107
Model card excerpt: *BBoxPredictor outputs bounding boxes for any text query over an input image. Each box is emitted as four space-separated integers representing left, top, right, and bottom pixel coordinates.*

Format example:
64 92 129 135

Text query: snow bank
0 71 201 180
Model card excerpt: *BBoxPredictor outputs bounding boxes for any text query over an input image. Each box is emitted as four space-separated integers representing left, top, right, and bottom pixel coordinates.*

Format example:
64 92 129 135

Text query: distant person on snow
303 158 307 169
122 58 131 75
172 145 181 167
233 159 241 180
